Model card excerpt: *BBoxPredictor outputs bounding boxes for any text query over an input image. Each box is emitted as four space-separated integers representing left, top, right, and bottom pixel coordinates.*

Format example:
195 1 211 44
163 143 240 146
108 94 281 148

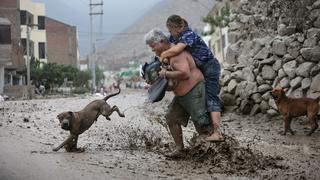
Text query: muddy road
0 89 319 180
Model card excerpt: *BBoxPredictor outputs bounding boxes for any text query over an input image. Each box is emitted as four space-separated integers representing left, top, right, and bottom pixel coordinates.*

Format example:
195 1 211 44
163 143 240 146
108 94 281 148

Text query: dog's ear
280 88 289 96
57 112 66 119
67 111 74 119
272 87 281 92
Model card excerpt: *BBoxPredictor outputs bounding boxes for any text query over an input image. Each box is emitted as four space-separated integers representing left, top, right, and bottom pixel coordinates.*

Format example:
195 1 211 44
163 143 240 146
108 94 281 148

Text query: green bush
72 87 90 94
29 58 105 92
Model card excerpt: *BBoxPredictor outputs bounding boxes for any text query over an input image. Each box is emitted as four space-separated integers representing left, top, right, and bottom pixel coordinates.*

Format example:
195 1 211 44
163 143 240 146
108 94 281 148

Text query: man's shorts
165 81 212 134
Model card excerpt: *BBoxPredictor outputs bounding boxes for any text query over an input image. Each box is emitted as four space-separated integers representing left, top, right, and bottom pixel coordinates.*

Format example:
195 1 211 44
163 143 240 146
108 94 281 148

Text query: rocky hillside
96 0 216 70
221 0 320 115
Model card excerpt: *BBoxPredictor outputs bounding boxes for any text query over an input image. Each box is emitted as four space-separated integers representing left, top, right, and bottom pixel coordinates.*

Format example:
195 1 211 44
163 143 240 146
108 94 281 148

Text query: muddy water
0 89 319 179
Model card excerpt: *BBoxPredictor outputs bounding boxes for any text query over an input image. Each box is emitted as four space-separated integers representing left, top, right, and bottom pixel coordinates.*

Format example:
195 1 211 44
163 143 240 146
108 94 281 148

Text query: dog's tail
103 88 121 101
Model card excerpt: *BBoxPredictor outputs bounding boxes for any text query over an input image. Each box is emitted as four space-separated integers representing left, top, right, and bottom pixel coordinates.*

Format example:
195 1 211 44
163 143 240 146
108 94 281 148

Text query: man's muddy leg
168 123 184 150
165 121 185 158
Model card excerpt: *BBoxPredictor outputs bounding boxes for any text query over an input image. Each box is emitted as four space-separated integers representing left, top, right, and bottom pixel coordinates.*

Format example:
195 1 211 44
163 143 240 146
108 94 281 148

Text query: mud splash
140 96 285 176
186 134 285 176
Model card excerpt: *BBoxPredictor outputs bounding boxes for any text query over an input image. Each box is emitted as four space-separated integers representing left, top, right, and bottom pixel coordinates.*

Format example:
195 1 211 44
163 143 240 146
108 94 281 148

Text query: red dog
271 88 320 136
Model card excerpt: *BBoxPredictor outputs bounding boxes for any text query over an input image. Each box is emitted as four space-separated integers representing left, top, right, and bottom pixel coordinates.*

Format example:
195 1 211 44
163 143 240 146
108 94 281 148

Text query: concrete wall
4 85 34 98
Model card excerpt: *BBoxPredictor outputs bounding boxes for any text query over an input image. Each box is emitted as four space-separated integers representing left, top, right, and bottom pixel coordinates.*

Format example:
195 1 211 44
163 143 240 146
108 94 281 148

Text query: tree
41 63 65 90
202 5 231 35
73 70 92 87
29 60 95 93
95 66 105 88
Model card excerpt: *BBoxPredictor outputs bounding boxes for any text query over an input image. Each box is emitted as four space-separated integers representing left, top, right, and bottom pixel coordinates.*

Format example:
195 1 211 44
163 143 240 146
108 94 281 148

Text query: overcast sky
33 0 162 57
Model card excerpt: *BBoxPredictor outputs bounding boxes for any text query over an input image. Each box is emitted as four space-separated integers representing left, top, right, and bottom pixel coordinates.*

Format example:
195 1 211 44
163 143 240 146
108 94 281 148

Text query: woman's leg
201 59 224 141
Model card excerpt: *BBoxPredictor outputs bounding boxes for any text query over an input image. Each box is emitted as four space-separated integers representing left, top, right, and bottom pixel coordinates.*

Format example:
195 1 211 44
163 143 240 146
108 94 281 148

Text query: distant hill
97 0 217 71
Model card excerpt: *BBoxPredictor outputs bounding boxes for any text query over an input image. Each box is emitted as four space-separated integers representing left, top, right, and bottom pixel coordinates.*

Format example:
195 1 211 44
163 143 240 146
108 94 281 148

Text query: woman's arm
159 53 190 80
160 43 187 62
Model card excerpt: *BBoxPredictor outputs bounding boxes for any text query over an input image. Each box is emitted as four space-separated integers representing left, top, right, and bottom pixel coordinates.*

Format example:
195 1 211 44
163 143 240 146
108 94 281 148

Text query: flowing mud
0 89 319 179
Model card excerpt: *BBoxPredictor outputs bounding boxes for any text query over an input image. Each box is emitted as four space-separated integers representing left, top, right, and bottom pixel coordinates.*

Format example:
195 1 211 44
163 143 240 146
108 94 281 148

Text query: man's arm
160 43 187 62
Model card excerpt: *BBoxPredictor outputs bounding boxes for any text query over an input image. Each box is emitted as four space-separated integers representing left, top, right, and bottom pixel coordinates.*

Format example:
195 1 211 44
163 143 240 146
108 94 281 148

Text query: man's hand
158 67 167 78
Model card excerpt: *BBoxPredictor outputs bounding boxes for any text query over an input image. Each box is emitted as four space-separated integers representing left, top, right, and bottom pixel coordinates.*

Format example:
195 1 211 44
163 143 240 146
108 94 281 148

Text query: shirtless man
145 29 212 158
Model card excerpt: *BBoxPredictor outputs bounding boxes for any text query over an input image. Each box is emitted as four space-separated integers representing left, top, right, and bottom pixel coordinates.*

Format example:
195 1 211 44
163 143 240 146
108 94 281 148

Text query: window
20 10 26 25
21 38 34 56
21 39 26 54
20 10 33 25
0 25 11 44
38 16 45 29
38 42 45 59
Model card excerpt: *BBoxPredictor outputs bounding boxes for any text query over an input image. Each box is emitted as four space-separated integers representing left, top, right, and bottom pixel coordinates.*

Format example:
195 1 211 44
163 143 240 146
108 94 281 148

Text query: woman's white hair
144 28 169 45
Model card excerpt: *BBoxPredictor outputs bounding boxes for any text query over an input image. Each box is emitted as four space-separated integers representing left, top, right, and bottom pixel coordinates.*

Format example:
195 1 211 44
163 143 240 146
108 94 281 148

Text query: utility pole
26 19 37 99
89 0 103 92
26 20 31 99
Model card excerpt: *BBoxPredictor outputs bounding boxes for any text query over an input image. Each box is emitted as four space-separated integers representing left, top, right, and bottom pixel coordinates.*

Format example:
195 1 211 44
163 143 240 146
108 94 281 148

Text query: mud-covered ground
0 89 319 180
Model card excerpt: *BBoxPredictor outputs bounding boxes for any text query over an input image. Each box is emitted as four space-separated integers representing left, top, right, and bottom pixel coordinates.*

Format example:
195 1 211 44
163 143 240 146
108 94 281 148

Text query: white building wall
221 26 229 59
20 0 47 64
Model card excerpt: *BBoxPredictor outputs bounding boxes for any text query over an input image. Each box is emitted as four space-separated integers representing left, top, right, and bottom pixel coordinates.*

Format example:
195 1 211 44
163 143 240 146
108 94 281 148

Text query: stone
260 100 269 113
220 93 237 106
283 60 297 79
301 78 311 90
261 65 276 80
250 104 261 116
279 77 290 88
296 62 314 77
310 74 320 92
251 93 262 103
272 40 287 56
227 79 238 93
290 76 302 89
267 109 279 117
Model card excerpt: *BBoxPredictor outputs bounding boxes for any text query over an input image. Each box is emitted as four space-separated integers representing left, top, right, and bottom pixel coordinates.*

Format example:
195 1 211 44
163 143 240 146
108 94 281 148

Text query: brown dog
271 87 320 136
52 88 125 152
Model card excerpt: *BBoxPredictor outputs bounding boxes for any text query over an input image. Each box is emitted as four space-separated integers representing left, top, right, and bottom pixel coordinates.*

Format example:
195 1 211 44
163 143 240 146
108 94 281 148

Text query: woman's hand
160 55 169 64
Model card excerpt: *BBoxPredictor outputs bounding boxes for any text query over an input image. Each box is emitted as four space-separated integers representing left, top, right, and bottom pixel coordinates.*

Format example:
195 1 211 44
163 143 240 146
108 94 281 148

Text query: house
0 0 25 94
46 17 79 68
0 17 12 94
79 58 89 71
20 0 47 64
205 0 240 65
0 0 79 97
